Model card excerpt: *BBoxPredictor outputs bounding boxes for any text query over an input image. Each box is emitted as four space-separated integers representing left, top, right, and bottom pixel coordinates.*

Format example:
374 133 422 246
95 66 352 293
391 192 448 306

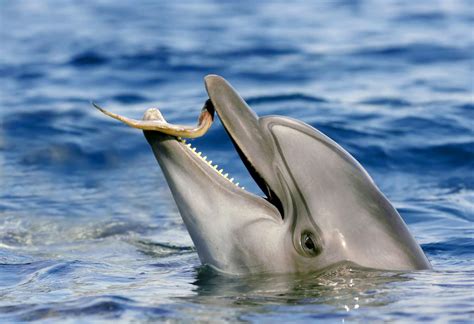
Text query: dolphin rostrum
95 75 432 275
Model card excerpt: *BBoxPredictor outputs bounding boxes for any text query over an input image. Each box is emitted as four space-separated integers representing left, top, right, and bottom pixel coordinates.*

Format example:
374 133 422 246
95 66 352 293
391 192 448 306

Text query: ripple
69 51 109 67
1 296 170 321
20 142 119 168
0 260 55 288
129 239 194 258
358 97 411 107
422 238 474 256
112 93 149 104
352 43 469 63
219 46 299 58
246 93 327 105
395 12 446 23
399 142 474 170
16 71 45 80
2 109 148 171
77 221 151 240
117 46 171 66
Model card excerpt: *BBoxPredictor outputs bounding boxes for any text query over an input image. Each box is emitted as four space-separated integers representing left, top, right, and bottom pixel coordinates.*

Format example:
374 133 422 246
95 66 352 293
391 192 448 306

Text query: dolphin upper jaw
204 75 288 218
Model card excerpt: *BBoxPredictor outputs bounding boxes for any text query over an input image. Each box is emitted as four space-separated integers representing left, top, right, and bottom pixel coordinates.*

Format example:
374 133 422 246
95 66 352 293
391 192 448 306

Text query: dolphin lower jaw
143 126 283 272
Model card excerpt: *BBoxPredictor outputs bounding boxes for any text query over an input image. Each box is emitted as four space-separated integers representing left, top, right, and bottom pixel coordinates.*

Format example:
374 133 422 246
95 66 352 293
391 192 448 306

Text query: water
0 0 473 322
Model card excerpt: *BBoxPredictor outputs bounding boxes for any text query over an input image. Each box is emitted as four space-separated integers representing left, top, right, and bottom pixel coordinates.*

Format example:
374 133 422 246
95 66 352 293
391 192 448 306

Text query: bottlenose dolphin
97 75 432 275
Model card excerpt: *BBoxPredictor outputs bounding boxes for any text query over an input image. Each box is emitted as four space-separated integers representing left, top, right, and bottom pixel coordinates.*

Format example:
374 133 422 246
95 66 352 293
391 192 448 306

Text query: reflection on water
192 263 406 306
0 0 473 322
176 264 416 321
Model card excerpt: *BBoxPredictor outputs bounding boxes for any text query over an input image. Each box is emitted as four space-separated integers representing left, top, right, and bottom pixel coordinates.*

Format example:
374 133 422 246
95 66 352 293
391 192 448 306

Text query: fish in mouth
94 74 431 275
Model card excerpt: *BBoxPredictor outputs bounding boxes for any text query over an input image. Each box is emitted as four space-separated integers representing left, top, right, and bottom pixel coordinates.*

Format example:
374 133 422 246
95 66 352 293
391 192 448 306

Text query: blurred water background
0 0 473 322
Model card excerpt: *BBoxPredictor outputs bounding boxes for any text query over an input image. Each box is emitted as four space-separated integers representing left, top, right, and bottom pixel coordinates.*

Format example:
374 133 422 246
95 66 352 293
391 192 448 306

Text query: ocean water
0 0 473 322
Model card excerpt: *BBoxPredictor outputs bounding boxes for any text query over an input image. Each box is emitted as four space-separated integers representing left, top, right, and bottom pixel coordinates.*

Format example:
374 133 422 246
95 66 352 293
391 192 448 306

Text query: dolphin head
144 75 431 275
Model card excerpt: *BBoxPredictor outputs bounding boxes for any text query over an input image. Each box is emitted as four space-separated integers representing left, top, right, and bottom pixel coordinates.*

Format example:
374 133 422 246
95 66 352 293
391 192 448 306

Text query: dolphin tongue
204 75 284 216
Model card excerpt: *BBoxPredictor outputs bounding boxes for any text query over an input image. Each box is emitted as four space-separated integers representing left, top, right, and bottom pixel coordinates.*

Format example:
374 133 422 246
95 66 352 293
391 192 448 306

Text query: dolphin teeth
187 146 238 184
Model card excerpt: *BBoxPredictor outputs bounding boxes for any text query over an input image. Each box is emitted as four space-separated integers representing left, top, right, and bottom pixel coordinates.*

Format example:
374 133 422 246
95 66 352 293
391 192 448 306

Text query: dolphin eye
301 231 321 257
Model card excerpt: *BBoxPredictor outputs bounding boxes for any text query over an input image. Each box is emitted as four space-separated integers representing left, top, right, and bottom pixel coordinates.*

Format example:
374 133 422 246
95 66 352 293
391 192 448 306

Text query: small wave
1 296 169 321
112 93 149 104
353 144 391 169
16 261 81 287
16 71 45 81
219 46 299 58
388 116 447 129
69 51 108 67
0 64 46 81
2 109 148 171
0 260 55 286
397 206 436 225
422 238 473 256
456 103 474 111
118 46 171 66
246 93 327 105
358 97 411 107
76 221 151 240
3 110 77 138
352 43 469 64
394 12 446 23
129 239 194 258
315 123 382 141
21 142 115 167
401 142 474 169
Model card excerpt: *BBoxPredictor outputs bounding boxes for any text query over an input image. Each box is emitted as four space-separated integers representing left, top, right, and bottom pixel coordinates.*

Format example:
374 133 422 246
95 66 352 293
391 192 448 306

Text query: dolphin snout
143 108 166 122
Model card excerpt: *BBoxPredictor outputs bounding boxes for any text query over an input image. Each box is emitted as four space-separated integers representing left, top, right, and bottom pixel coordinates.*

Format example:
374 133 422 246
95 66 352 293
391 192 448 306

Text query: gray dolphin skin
142 75 432 275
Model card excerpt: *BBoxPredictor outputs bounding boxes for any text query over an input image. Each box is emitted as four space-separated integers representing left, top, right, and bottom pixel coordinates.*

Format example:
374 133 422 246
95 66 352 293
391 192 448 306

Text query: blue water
1 0 473 322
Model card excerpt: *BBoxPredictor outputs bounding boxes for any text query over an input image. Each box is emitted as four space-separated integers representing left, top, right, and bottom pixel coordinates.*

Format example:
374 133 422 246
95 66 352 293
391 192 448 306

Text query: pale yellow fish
92 100 214 139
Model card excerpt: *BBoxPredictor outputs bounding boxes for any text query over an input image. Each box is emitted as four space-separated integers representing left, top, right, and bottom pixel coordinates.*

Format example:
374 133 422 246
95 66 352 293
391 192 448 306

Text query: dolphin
97 75 432 275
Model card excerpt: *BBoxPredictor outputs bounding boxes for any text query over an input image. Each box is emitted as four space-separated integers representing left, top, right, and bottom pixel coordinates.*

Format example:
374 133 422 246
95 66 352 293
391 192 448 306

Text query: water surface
0 0 473 322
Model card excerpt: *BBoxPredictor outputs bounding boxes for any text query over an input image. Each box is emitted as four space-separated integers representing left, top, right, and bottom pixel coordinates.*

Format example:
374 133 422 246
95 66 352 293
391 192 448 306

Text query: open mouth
93 75 285 219
179 98 285 220
174 135 244 189
222 126 285 219
204 75 286 219
178 129 285 220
